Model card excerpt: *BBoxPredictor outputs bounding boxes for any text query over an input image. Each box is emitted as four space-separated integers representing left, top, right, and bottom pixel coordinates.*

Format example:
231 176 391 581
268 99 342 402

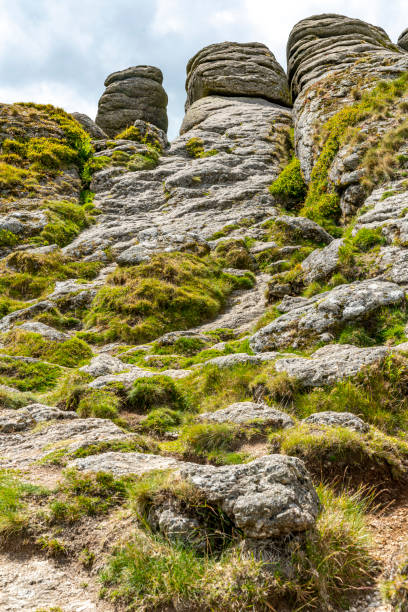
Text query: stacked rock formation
66 42 292 263
185 41 291 109
287 14 392 97
95 65 168 136
287 13 408 219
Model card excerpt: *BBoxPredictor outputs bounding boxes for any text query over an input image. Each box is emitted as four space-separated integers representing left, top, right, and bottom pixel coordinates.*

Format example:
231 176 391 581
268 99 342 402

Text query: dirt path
347 494 408 611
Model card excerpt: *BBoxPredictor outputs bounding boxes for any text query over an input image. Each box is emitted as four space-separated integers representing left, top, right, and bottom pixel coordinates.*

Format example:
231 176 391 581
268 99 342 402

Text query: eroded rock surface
250 280 404 351
399 28 408 51
274 344 389 387
180 455 320 539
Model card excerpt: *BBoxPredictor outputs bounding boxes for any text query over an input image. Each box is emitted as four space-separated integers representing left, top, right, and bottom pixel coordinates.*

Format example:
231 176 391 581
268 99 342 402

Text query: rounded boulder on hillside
287 13 393 97
185 41 291 109
95 65 168 137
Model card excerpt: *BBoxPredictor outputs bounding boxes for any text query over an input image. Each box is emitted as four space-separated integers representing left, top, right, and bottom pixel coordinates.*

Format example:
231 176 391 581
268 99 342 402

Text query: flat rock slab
198 401 294 429
70 451 184 477
18 321 70 342
0 555 107 612
303 411 369 432
250 279 404 351
274 344 388 387
80 354 129 377
0 418 127 469
180 455 320 539
0 403 77 433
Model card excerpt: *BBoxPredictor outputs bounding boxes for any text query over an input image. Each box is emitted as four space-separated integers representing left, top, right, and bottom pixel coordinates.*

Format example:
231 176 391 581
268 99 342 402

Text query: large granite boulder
185 42 291 109
71 452 319 540
274 344 388 387
180 455 320 539
287 13 393 97
398 28 408 51
250 279 404 351
71 112 107 139
95 65 168 136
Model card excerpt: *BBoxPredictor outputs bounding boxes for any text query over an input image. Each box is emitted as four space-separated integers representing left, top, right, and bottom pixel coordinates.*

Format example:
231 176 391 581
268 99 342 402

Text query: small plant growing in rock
269 157 307 209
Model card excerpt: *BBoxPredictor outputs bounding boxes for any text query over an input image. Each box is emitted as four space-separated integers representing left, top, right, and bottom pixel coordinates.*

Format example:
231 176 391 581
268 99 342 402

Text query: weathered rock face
65 94 292 262
288 12 408 221
198 401 294 429
398 28 408 51
274 344 389 387
185 42 291 109
301 238 343 283
95 65 168 136
250 279 404 351
287 14 392 98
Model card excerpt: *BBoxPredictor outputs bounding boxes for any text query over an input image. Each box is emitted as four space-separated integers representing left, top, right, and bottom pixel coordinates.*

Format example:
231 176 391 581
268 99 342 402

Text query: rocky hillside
2 13 408 612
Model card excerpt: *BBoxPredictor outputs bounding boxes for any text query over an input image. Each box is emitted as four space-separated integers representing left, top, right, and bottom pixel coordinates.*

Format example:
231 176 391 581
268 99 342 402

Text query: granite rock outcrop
95 65 168 136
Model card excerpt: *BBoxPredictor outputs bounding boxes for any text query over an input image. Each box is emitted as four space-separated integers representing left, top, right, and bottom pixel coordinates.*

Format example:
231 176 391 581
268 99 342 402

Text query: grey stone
250 279 404 351
0 301 55 333
18 322 70 342
0 211 48 236
0 409 34 433
0 418 128 469
353 183 408 247
303 411 369 432
116 245 151 265
274 344 388 387
276 215 333 244
155 330 210 347
80 354 128 377
65 95 291 264
198 401 294 429
301 239 344 283
95 65 168 136
185 42 290 109
150 503 206 550
70 451 183 477
180 455 320 539
287 14 394 97
398 28 408 51
71 112 107 139
88 367 192 389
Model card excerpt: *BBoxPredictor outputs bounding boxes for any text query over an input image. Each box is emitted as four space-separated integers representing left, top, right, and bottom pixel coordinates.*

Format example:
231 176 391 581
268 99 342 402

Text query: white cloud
0 81 97 119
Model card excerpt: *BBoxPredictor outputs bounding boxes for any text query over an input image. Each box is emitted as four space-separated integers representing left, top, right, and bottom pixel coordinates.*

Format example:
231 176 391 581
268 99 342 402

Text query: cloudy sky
0 0 406 139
